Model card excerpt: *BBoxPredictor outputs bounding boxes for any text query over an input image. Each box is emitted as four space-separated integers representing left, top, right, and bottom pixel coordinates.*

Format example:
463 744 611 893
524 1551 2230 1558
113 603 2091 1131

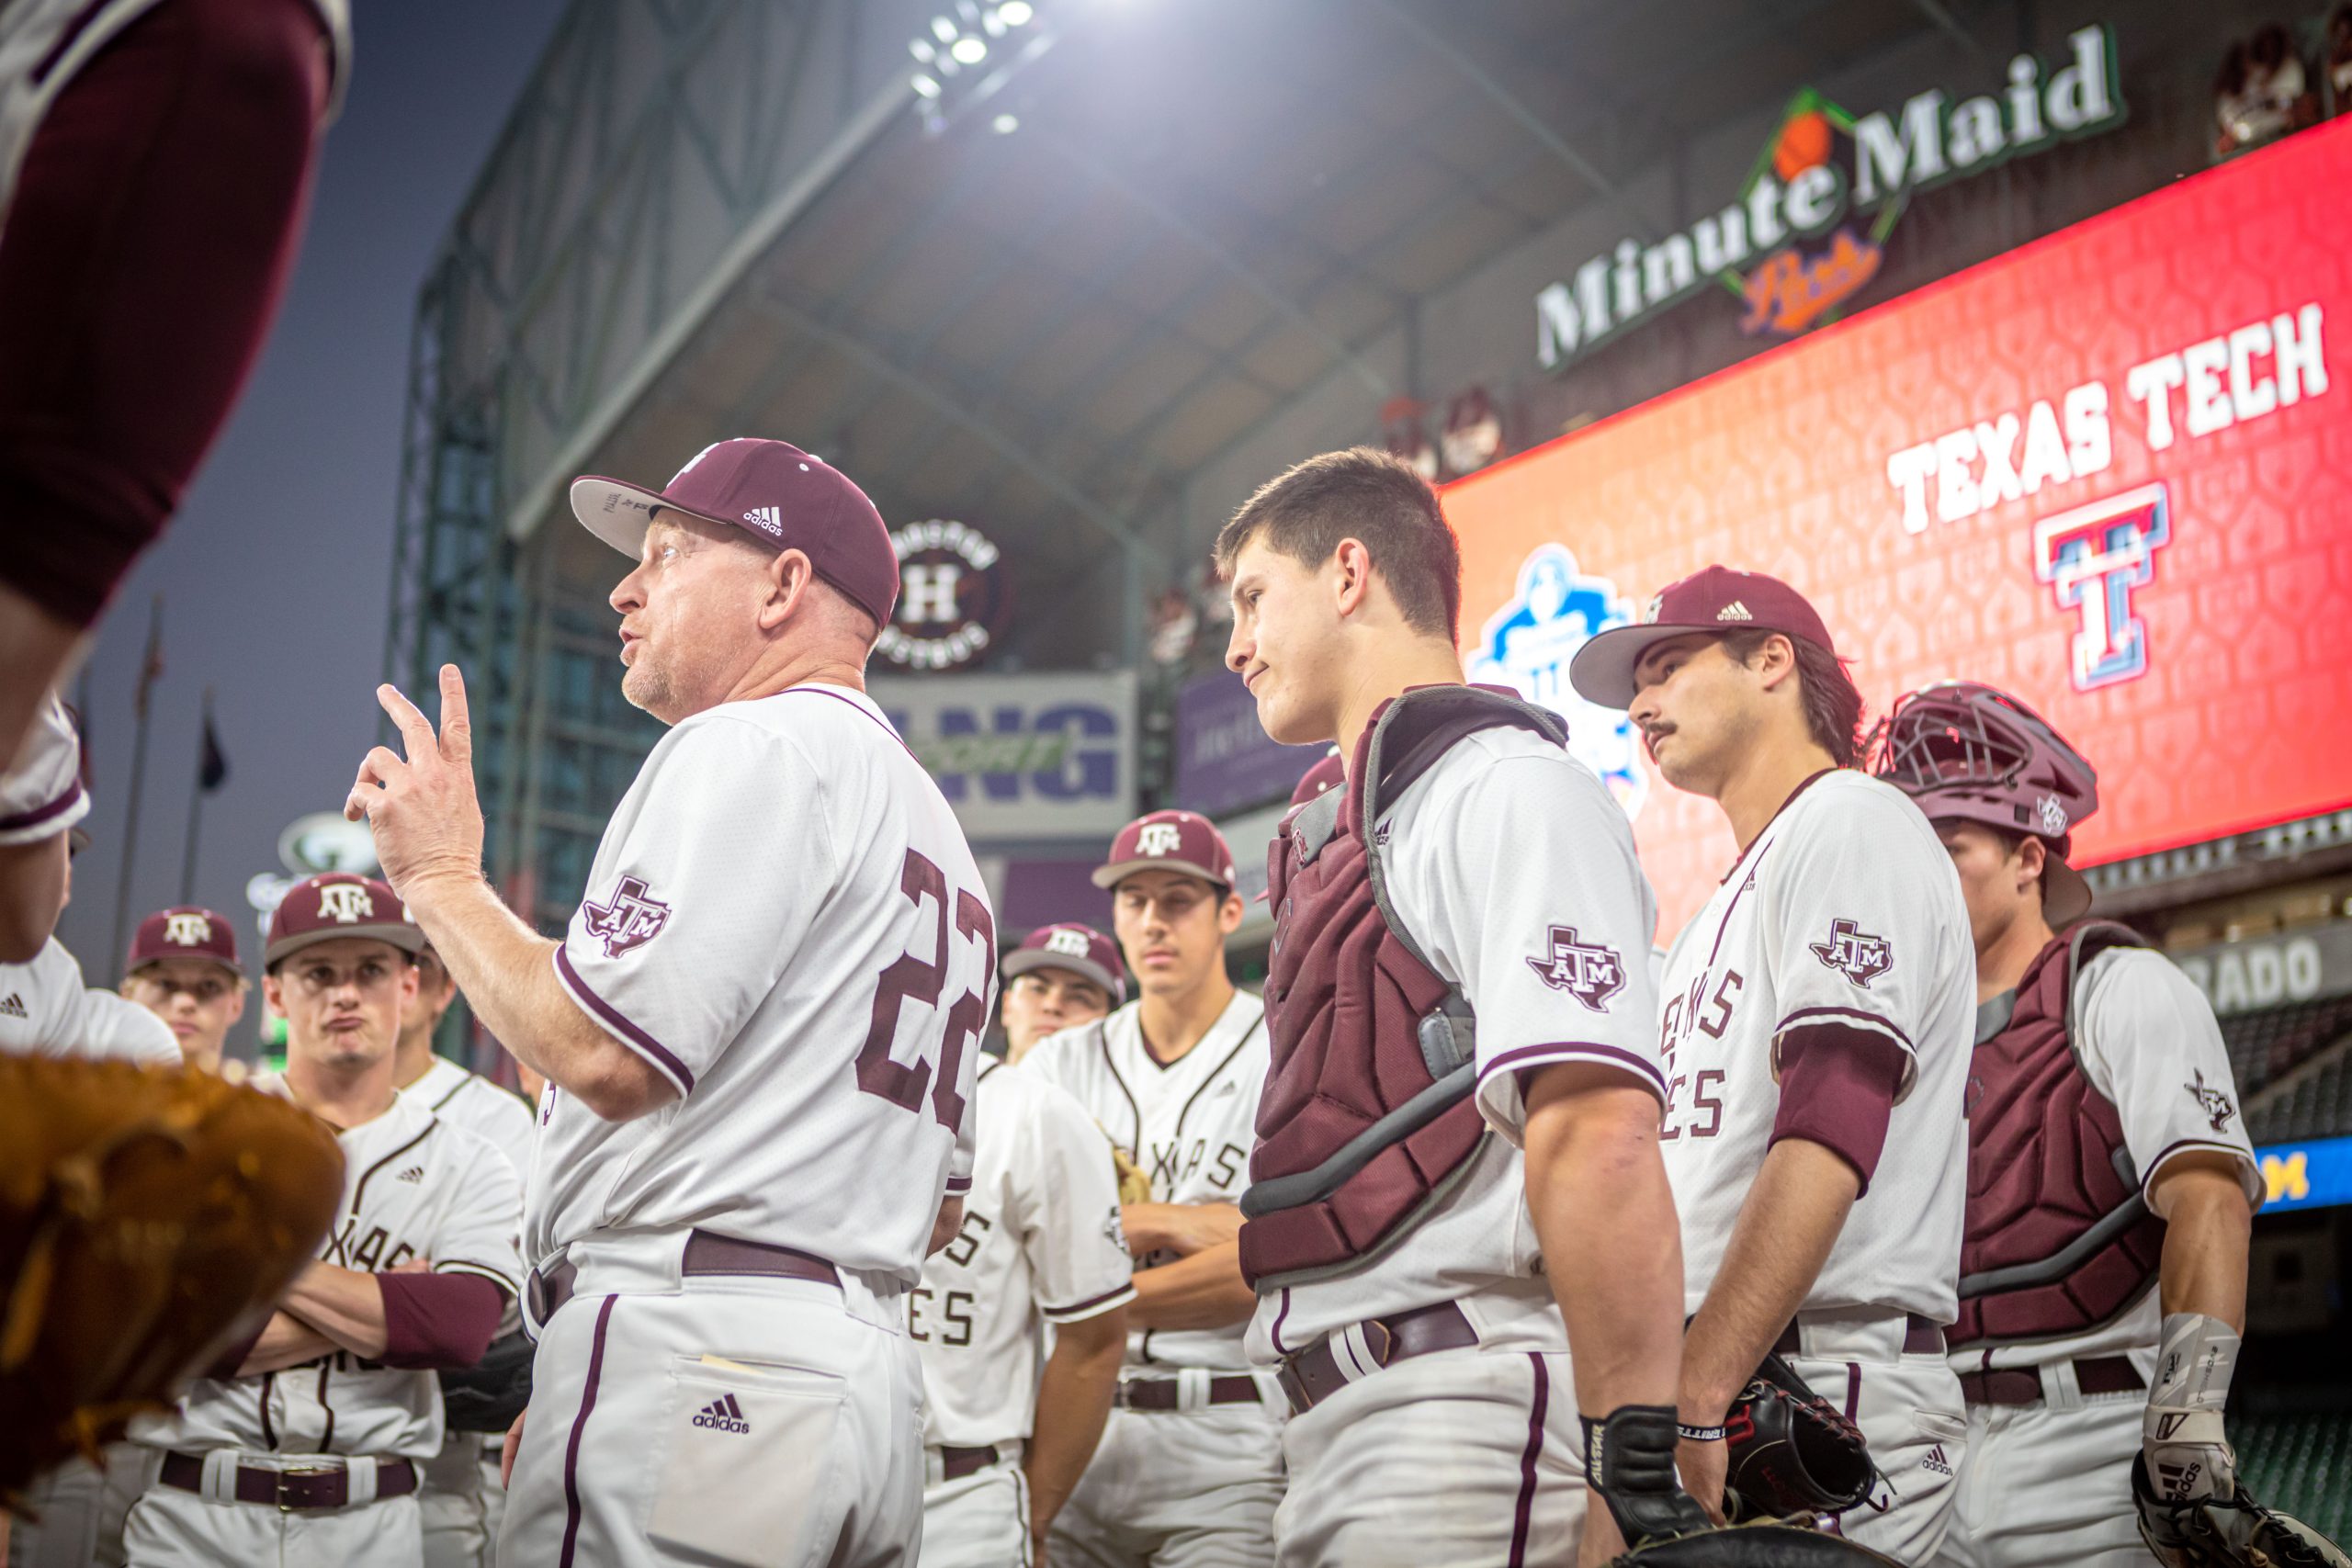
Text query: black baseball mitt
1722 1356 1875 1521
1608 1517 1905 1566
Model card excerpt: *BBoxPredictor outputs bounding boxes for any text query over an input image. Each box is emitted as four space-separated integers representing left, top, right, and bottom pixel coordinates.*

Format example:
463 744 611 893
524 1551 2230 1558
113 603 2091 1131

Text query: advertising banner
871 671 1137 846
1449 120 2352 938
1176 669 1322 819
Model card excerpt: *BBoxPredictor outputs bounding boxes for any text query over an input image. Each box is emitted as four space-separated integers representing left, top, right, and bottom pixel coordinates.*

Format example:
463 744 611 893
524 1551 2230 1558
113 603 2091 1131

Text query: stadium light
992 113 1021 134
951 35 989 63
998 1 1034 25
908 0 1046 132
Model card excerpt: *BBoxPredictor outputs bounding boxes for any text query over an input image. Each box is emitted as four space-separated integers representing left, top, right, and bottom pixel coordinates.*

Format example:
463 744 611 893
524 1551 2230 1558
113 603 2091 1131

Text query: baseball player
122 905 248 1069
1868 682 2261 1568
916 1055 1136 1566
346 437 986 1568
390 937 537 1568
121 873 523 1568
1218 447 1703 1568
1570 566 1976 1561
999 921 1123 1062
1021 810 1283 1568
0 692 89 960
0 0 345 766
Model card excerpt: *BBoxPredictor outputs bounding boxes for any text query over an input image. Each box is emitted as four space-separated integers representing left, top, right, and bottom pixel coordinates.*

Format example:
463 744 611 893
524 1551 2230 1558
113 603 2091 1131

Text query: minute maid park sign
1535 26 2124 368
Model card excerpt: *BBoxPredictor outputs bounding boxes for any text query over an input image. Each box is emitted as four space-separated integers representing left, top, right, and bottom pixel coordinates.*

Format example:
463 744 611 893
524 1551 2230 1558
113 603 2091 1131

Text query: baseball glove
1722 1356 1876 1521
0 1055 344 1504
439 1328 536 1433
2133 1454 2352 1568
1608 1517 1905 1565
1110 1144 1153 1207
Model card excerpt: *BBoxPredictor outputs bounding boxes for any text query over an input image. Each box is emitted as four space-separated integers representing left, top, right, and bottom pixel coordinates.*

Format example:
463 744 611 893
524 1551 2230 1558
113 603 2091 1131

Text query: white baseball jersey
403 1054 535 1180
534 683 989 1285
1967 946 2261 1372
0 694 86 844
132 1089 523 1462
1246 728 1668 1359
1025 989 1267 1371
916 1060 1135 1448
1657 770 1974 1321
0 937 177 1066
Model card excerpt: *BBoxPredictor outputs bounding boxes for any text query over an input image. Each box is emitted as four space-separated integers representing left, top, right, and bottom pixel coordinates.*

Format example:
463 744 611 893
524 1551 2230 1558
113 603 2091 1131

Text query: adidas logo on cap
742 506 781 533
1715 601 1753 622
693 1393 751 1434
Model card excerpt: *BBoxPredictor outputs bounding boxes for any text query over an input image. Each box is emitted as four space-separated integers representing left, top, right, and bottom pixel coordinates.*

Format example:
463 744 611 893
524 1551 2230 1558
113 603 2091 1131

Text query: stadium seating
2232 1410 2352 1538
2220 995 2352 1100
2247 1045 2352 1144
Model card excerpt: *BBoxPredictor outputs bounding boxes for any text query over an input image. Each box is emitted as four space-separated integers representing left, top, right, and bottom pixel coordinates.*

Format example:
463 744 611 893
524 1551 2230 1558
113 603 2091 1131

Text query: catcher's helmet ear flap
1870 681 2100 923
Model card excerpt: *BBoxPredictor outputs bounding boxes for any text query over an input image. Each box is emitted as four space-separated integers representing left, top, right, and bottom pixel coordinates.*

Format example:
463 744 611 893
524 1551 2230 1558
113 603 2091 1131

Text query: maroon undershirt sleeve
377 1272 506 1371
1770 1023 1910 1196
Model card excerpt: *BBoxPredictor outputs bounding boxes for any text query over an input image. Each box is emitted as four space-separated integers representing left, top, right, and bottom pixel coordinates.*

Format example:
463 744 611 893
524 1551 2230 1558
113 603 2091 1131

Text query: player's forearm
1026 1307 1127 1540
281 1262 393 1359
400 869 673 1121
1679 1137 1858 1421
1127 1242 1256 1330
2153 1162 2253 1332
1522 1071 1685 1415
1120 1201 1242 1258
236 1312 340 1374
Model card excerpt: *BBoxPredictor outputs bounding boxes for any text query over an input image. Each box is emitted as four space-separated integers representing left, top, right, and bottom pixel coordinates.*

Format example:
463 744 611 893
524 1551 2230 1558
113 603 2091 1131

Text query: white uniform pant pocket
646 1355 846 1568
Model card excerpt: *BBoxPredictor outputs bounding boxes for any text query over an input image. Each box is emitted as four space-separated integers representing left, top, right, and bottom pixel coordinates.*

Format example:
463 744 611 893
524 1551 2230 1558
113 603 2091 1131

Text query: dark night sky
57 1 573 981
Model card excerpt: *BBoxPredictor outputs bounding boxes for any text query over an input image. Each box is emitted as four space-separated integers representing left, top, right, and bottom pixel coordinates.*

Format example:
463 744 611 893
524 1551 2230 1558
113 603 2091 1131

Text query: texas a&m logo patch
1810 918 1893 987
1528 925 1627 1012
582 874 672 959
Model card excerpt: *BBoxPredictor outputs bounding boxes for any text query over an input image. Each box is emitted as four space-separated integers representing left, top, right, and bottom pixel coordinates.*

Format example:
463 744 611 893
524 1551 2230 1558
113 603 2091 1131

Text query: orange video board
1448 120 2352 940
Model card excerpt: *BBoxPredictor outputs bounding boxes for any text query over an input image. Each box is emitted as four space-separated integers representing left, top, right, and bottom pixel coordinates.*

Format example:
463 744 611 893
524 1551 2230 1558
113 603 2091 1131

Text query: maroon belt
1957 1355 2145 1406
159 1452 416 1511
1276 1301 1481 1416
1116 1373 1266 1412
1772 1313 1945 1359
938 1444 1003 1480
529 1229 841 1322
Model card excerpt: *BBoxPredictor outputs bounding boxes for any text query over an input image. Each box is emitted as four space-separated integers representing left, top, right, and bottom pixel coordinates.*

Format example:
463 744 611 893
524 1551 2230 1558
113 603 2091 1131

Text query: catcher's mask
1867 680 2098 924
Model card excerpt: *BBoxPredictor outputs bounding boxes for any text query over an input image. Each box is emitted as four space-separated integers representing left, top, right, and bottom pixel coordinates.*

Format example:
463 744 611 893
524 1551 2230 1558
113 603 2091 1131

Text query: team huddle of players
0 440 2263 1568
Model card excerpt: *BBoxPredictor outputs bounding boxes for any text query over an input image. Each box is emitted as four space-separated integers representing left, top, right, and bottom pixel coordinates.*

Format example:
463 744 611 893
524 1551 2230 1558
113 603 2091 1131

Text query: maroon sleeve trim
944 1173 973 1194
0 777 84 835
2140 1138 2263 1208
377 1271 504 1371
553 943 695 1095
1039 1282 1137 1325
1768 1022 1907 1197
1777 1005 1916 1055
1480 1042 1668 1101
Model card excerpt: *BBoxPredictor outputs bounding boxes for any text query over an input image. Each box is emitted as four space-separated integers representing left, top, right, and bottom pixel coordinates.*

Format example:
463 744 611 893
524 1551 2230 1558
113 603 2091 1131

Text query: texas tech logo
317 883 375 924
1137 822 1183 858
2031 483 2171 693
1527 926 1627 1012
582 875 672 959
1810 918 1894 987
164 911 213 947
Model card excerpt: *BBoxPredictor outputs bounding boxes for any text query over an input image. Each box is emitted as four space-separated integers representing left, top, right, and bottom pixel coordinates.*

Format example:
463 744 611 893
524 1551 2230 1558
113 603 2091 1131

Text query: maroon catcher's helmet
1867 681 2098 924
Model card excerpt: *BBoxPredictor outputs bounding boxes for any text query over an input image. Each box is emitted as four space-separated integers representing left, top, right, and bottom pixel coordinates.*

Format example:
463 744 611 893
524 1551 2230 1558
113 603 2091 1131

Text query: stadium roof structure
383 0 1979 925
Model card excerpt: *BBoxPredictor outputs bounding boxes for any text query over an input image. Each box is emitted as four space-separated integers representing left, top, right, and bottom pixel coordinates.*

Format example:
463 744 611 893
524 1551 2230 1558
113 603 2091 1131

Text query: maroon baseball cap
128 907 242 976
265 874 425 968
1289 750 1346 808
1091 810 1238 892
569 438 899 628
1001 923 1126 1002
1569 565 1839 709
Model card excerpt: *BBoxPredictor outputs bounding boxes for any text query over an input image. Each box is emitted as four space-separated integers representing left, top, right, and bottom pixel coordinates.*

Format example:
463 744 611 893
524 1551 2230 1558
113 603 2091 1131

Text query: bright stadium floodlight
910 0 1051 135
992 113 1020 134
931 15 958 42
910 37 935 62
997 1 1034 25
912 72 943 96
950 35 988 63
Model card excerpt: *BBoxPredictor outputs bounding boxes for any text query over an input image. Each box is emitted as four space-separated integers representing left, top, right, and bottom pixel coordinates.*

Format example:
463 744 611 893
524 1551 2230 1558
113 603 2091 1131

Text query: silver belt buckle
274 1463 339 1513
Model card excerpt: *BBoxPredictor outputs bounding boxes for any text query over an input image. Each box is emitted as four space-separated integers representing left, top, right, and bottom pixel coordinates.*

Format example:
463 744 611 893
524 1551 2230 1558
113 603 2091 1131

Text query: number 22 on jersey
854 848 995 1132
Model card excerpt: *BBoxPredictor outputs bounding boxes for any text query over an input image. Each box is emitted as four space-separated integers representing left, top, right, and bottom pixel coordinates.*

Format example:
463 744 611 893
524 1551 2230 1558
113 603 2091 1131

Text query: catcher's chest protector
1951 920 2166 1347
1238 687 1565 1288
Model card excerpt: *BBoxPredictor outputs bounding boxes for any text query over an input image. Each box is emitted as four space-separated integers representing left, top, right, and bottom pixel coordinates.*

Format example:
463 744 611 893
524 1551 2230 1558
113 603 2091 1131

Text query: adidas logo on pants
692 1393 751 1434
